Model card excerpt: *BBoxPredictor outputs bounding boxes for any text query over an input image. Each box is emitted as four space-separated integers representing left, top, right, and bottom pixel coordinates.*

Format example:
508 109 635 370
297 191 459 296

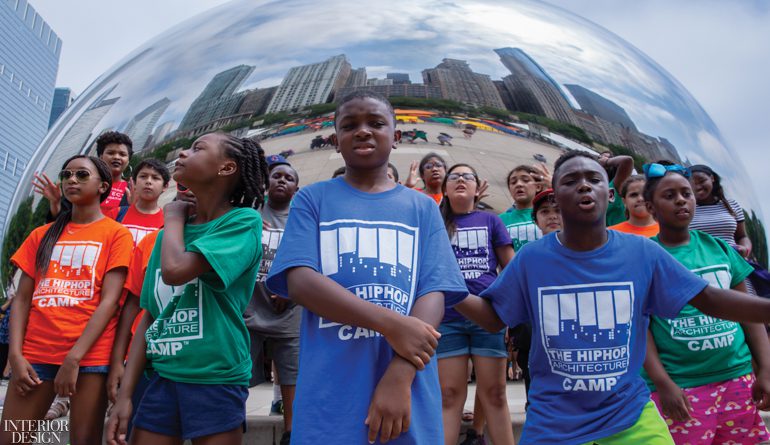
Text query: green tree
744 210 768 269
514 112 592 145
607 144 648 172
1 197 34 286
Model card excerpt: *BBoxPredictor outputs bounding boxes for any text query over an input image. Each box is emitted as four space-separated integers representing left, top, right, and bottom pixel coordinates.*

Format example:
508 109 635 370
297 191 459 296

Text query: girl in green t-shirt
499 165 543 252
642 162 770 444
106 132 269 445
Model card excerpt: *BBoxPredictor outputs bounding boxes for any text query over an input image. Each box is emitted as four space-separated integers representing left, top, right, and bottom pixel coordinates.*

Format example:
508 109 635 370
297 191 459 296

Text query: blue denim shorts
30 363 109 381
132 373 248 440
436 319 507 359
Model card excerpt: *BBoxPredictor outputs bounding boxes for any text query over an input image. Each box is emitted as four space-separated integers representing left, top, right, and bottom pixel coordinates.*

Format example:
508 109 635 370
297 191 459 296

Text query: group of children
1 90 769 445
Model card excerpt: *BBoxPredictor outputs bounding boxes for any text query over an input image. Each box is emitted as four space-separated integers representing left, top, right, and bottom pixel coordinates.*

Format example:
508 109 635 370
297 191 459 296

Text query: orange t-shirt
609 221 660 238
125 230 159 335
106 204 164 247
416 188 442 205
10 217 133 366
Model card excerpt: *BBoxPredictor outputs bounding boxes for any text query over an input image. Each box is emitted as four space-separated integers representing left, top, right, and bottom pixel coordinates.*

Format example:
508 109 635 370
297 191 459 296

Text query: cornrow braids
36 156 112 274
220 134 269 209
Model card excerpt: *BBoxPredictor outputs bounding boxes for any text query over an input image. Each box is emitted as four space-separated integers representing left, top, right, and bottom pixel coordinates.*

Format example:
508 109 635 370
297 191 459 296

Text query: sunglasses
447 172 477 182
59 169 92 183
176 183 189 192
423 162 445 171
643 163 691 179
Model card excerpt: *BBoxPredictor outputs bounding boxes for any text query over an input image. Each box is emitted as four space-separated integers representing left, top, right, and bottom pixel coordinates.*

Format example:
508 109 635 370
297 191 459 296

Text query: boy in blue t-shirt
266 91 468 445
456 151 770 445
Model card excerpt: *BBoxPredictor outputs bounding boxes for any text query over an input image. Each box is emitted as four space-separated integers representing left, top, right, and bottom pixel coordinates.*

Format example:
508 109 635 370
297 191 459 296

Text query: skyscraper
565 84 636 131
266 55 352 113
49 87 75 128
387 73 411 85
494 48 578 126
123 97 171 152
179 65 254 130
0 0 61 238
422 59 505 109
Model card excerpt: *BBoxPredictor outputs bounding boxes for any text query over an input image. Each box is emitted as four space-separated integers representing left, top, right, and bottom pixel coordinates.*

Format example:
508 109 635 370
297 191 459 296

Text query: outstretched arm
730 281 770 409
454 294 505 333
689 285 770 324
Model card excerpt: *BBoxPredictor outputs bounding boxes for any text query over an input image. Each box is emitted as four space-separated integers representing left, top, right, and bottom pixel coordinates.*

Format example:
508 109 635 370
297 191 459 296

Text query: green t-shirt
499 207 542 251
643 230 754 389
140 207 262 385
605 180 627 226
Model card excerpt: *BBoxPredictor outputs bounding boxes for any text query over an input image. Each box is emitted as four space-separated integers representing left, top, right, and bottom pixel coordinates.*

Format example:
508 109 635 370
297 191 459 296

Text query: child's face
334 98 396 173
535 202 562 235
386 166 398 183
508 170 538 207
174 133 231 190
100 143 130 179
444 166 478 206
267 165 298 204
134 167 168 203
60 158 108 205
554 157 610 226
690 171 714 203
421 157 446 188
622 181 649 220
647 174 695 230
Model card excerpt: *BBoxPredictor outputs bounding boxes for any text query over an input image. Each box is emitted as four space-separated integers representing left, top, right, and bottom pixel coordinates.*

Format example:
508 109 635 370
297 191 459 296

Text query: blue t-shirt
480 231 708 445
266 177 468 445
444 210 511 322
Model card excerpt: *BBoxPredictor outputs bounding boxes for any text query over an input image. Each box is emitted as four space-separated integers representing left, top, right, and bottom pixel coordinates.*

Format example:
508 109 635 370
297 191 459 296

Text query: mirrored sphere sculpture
9 0 764 241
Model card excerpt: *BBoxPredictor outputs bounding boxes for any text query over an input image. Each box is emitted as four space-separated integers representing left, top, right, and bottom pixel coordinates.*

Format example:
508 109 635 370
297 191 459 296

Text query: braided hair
36 155 112 274
690 164 737 218
219 134 269 209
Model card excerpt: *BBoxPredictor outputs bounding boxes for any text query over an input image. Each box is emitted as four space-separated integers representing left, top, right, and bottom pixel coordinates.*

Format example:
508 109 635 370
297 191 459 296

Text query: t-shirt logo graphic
451 226 490 280
507 222 541 251
539 282 634 392
34 241 103 304
258 228 283 282
124 224 156 245
319 220 418 319
147 269 203 347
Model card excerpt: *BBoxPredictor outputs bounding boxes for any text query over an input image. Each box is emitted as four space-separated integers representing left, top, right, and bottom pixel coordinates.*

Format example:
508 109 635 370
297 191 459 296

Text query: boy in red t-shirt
105 159 169 247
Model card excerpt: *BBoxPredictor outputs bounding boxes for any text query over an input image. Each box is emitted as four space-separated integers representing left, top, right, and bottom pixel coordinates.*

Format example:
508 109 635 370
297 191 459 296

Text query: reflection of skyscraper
345 68 367 88
422 59 505 109
1 0 61 238
179 65 254 130
49 87 75 128
495 48 578 126
124 97 170 152
387 73 411 85
565 84 636 131
267 55 352 113
151 121 176 146
238 87 278 116
336 84 442 101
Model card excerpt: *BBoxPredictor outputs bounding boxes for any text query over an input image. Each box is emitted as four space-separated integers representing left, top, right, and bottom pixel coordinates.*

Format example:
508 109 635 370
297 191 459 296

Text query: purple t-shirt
444 211 511 322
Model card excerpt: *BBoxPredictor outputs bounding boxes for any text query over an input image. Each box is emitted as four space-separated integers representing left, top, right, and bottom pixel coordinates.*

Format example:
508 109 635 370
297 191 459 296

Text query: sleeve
125 242 147 296
729 199 745 222
105 226 134 272
104 207 119 220
265 190 321 298
717 237 754 286
138 242 162 312
10 227 45 279
479 251 529 327
187 212 261 292
414 203 468 307
644 240 708 318
490 214 512 248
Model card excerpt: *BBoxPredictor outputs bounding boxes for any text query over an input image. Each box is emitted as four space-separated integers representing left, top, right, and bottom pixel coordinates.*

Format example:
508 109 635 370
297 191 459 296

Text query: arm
454 294 505 332
106 311 152 445
106 293 142 403
734 221 753 258
286 266 439 369
7 273 42 395
160 201 212 285
495 244 515 270
32 172 62 218
366 292 443 444
689 285 770 324
642 329 692 421
54 267 127 396
603 155 634 191
730 281 770 409
403 161 420 189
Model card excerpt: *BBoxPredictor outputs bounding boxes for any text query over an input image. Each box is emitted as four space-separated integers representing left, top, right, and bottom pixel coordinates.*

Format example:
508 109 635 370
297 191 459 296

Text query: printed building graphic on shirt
34 241 103 306
506 221 541 251
539 282 634 392
145 270 202 356
451 226 490 279
124 224 157 246
666 264 738 351
317 220 418 339
257 228 284 282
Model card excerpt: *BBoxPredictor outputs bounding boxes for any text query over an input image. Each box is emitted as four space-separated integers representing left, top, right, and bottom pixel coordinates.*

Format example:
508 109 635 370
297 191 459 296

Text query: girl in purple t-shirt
437 164 515 445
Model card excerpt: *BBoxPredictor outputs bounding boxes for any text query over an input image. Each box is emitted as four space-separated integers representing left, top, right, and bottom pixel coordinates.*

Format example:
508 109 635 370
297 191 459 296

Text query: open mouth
353 144 375 154
578 196 596 210
676 208 691 217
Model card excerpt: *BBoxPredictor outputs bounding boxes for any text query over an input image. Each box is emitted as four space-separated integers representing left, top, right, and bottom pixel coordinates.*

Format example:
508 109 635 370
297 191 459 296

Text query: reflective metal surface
9 0 763 230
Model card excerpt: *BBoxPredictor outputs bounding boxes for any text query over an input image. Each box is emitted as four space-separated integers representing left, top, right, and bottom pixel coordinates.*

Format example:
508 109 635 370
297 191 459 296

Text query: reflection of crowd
2 91 770 445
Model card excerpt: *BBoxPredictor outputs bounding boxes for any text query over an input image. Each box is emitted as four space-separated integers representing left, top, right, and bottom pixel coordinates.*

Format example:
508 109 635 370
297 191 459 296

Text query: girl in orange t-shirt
609 175 659 238
2 155 132 444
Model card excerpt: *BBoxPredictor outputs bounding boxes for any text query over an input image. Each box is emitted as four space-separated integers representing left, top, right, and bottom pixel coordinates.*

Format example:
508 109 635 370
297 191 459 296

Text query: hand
32 172 62 215
54 356 79 397
404 161 420 189
735 244 751 259
365 358 412 444
106 363 125 404
534 163 552 189
163 200 194 222
657 383 693 422
9 355 42 396
752 370 770 410
270 294 289 314
262 219 272 230
477 179 489 203
105 396 133 445
125 178 138 206
382 315 440 370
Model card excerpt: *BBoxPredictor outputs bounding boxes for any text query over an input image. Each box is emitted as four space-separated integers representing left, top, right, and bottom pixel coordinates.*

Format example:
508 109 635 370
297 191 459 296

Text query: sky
30 0 770 226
